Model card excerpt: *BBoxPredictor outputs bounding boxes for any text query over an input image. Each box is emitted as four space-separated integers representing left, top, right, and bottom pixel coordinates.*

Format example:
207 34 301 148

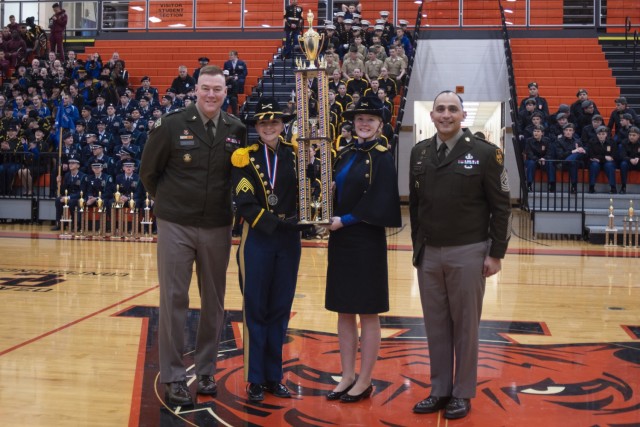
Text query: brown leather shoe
165 381 193 406
197 375 217 396
413 395 450 413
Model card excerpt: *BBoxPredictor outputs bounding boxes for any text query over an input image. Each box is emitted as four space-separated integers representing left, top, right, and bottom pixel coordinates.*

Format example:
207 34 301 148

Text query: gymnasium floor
0 208 638 426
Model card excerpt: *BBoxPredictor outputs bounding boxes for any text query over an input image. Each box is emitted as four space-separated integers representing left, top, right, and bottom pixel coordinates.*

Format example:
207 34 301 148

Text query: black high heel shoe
326 381 355 401
340 384 373 403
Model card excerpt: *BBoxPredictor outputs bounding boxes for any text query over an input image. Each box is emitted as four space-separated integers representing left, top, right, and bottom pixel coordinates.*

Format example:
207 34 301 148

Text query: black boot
588 185 595 194
620 185 626 195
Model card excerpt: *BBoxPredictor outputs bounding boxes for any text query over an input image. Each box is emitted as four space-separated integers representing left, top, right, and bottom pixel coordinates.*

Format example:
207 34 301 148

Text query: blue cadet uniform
82 160 115 210
115 164 140 197
53 155 86 227
231 98 312 401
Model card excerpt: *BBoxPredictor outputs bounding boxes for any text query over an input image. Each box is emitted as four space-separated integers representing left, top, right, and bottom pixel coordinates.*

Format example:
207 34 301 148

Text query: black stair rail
392 0 423 164
499 0 529 210
625 16 631 53
634 29 638 70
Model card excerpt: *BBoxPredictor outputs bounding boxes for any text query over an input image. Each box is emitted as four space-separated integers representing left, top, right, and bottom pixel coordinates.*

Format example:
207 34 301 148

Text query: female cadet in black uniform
231 98 311 402
324 96 402 402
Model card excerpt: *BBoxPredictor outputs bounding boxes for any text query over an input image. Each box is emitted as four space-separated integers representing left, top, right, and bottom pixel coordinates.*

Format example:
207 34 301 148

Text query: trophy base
298 220 332 225
74 234 88 240
59 233 73 239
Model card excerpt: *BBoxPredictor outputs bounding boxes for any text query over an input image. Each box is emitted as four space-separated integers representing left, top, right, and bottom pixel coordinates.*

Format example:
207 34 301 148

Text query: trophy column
296 10 333 224
59 190 73 239
140 192 154 241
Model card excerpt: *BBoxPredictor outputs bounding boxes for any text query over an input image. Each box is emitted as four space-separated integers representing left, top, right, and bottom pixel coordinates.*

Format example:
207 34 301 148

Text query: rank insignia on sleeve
500 169 510 192
496 148 504 165
236 178 254 195
155 118 162 128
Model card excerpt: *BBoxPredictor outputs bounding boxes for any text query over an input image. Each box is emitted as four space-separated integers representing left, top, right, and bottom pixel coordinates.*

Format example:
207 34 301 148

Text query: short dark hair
196 65 223 83
433 90 464 108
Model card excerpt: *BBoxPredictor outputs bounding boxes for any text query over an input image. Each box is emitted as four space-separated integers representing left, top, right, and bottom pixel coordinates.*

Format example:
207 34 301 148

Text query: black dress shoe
247 383 264 402
620 185 626 194
165 381 193 406
197 375 217 396
326 381 355 400
340 384 373 403
263 381 291 398
50 225 61 231
413 395 450 414
444 397 471 419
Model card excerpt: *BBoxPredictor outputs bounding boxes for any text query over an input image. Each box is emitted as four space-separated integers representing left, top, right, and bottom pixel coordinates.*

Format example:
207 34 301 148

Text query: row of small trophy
605 199 637 248
58 186 154 240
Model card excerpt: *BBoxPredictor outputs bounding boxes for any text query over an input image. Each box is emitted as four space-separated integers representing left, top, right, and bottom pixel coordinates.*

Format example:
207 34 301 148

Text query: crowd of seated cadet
518 82 640 194
1 7 415 200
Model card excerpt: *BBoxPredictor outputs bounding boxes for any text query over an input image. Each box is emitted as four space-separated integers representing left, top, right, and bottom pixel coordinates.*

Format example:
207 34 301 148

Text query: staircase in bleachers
598 37 640 111
510 38 620 117
91 39 283 104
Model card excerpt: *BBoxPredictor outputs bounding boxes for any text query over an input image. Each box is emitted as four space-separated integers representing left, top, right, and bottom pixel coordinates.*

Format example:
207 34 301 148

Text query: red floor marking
129 317 149 427
0 285 159 357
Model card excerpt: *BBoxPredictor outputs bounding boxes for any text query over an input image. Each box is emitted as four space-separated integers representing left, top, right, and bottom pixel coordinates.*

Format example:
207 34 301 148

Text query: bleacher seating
91 39 283 103
511 38 620 118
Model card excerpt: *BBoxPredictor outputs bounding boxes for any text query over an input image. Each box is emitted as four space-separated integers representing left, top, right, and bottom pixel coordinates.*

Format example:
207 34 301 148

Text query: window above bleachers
0 0 637 33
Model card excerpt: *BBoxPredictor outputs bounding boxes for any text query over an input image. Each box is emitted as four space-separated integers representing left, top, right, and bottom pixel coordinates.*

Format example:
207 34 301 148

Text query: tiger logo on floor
119 307 640 426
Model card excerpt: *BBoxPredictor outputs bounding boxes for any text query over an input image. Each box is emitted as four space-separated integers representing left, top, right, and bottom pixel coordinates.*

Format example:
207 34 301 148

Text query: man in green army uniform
409 91 511 420
140 65 247 407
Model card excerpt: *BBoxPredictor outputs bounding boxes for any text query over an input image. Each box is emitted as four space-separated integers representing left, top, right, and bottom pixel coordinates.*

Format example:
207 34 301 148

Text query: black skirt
325 222 390 314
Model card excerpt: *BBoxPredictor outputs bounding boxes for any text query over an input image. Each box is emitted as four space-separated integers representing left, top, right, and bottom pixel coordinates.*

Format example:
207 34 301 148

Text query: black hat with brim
342 96 386 121
247 97 294 124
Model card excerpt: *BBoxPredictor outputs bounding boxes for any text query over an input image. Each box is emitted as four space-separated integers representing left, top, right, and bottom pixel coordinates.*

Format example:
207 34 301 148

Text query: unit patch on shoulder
496 148 504 166
155 118 161 128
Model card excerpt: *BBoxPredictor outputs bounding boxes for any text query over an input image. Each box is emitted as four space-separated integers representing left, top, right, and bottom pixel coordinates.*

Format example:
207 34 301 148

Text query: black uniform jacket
232 139 311 235
621 140 640 162
333 139 401 228
409 129 511 264
586 138 618 163
524 136 551 161
140 104 247 228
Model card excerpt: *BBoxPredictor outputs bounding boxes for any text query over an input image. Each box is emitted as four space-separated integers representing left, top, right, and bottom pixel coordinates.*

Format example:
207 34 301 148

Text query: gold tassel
231 144 259 167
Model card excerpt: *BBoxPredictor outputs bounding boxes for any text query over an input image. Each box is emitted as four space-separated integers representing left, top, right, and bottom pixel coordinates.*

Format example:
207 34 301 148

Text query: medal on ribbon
264 144 278 206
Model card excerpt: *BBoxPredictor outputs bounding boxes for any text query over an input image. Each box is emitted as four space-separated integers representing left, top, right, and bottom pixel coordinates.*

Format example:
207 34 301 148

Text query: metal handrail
0 0 636 34
530 159 586 214
625 16 632 52
634 30 639 71
499 0 529 210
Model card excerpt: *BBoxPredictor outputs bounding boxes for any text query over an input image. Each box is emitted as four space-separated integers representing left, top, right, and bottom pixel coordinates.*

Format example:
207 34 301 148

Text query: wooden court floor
0 208 638 427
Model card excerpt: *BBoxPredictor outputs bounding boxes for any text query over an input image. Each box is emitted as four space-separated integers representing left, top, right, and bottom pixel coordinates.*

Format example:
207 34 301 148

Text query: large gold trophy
296 10 332 224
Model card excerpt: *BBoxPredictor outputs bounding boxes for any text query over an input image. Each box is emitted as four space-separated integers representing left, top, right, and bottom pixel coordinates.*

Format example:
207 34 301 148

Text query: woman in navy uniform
231 98 312 402
324 95 402 402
